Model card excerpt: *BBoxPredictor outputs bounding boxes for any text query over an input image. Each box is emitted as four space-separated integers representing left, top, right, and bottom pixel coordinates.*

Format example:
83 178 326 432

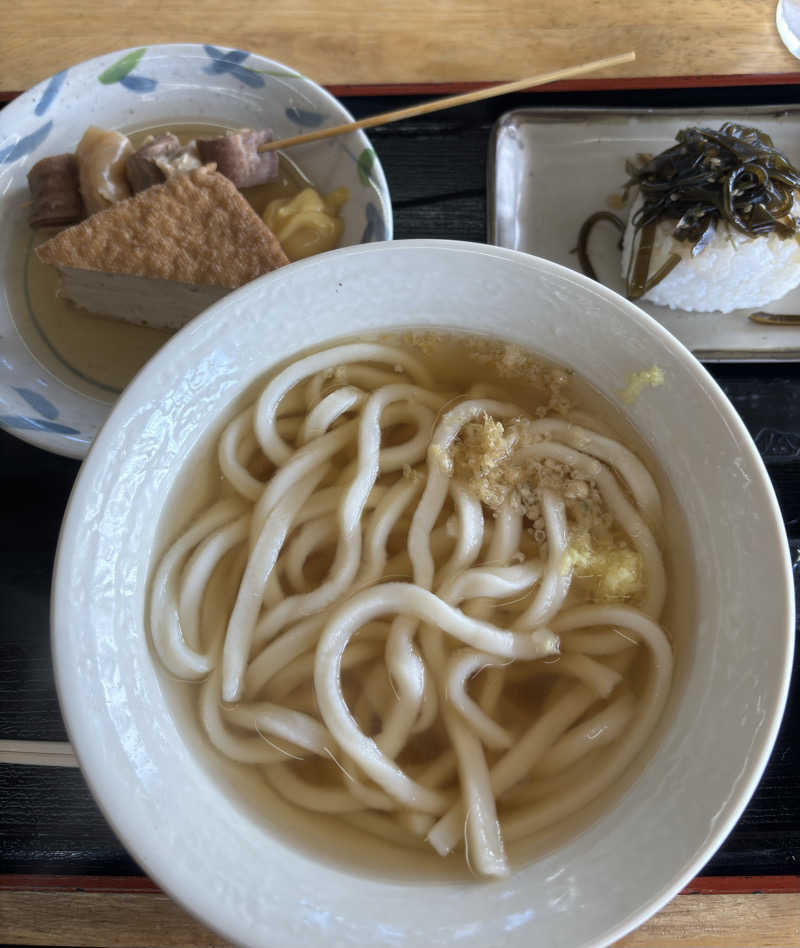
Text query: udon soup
149 331 689 879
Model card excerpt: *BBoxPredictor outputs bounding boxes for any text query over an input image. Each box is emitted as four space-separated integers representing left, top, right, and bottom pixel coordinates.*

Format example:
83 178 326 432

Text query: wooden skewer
258 51 636 153
0 739 78 768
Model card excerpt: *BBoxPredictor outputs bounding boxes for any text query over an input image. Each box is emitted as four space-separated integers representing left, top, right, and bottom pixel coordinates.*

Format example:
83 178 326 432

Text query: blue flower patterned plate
0 44 393 458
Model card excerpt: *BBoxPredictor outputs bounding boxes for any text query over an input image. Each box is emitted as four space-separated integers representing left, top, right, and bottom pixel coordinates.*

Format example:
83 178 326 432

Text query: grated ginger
618 365 665 405
450 415 516 508
449 414 613 532
561 531 643 601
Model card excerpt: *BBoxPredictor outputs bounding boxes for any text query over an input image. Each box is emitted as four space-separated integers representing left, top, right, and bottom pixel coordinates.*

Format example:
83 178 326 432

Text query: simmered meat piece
27 154 84 228
196 129 278 188
125 133 181 193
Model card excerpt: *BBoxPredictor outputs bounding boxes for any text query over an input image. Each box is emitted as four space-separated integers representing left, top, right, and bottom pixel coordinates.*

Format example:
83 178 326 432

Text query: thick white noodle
532 691 635 776
408 426 528 879
375 618 426 758
374 462 488 763
417 476 504 868
305 371 327 410
436 482 485 588
223 465 330 702
445 650 514 749
427 682 597 855
299 386 365 444
255 387 442 645
178 514 250 655
412 661 440 734
406 400 541 878
249 423 356 547
151 498 247 679
264 762 395 812
428 603 671 854
284 516 337 593
255 344 433 464
219 407 264 502
445 704 508 877
200 667 285 764
512 489 571 628
314 583 558 812
353 660 394 732
224 701 330 755
474 505 523 715
517 442 666 618
349 478 427 757
267 640 382 704
244 615 326 696
361 478 422 584
278 482 390 600
344 364 428 392
437 563 543 615
150 345 674 879
409 399 526 589
524 418 662 526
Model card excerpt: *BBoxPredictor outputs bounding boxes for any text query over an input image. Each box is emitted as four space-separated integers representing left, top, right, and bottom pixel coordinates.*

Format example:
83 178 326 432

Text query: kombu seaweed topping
575 211 624 281
626 123 800 246
577 123 800 299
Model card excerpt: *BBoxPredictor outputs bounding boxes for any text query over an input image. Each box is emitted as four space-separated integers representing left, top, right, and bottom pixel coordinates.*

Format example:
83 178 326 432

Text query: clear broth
151 330 697 882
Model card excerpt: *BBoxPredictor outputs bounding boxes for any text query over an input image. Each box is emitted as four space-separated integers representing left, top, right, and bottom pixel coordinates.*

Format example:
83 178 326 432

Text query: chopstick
0 740 78 768
258 51 636 153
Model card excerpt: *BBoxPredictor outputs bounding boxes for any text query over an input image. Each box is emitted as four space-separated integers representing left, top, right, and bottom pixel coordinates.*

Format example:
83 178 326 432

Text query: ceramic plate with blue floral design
0 44 393 458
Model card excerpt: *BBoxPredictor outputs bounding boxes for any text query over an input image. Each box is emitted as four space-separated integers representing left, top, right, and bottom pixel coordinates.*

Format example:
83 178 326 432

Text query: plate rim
487 103 800 362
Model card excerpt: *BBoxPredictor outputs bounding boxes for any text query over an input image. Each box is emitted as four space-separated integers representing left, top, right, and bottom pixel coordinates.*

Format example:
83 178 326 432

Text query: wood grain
614 894 800 947
0 890 797 947
1 0 799 92
0 892 230 947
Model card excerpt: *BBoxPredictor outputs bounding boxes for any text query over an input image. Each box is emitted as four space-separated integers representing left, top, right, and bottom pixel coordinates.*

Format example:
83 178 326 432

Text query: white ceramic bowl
52 241 794 948
0 43 392 458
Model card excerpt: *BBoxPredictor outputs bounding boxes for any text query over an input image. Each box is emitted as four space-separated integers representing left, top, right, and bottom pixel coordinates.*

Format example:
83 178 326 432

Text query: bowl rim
52 239 796 948
0 41 393 459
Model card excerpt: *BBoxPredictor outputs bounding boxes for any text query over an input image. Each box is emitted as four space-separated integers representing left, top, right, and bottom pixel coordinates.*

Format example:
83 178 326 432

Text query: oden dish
0 44 391 457
53 242 794 948
150 334 673 878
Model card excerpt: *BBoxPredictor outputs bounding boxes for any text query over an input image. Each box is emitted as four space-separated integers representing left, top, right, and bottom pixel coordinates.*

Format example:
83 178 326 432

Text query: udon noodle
150 334 673 878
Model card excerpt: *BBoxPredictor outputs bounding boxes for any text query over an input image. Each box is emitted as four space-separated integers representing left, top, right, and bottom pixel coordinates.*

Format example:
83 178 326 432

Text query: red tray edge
2 72 800 103
1 874 798 895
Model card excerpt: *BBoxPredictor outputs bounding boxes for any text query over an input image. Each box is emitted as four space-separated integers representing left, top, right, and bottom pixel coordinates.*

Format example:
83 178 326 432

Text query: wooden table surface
2 0 800 94
2 4 800 944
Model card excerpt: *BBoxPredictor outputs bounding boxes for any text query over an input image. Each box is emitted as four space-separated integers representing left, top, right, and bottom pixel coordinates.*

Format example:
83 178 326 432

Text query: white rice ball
621 194 800 313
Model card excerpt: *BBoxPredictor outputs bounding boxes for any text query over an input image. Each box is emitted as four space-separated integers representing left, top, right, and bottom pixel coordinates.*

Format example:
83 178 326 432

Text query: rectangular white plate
489 106 800 361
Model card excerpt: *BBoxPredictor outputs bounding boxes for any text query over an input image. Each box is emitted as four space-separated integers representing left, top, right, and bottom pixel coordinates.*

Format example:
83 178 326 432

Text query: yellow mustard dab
263 186 349 261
